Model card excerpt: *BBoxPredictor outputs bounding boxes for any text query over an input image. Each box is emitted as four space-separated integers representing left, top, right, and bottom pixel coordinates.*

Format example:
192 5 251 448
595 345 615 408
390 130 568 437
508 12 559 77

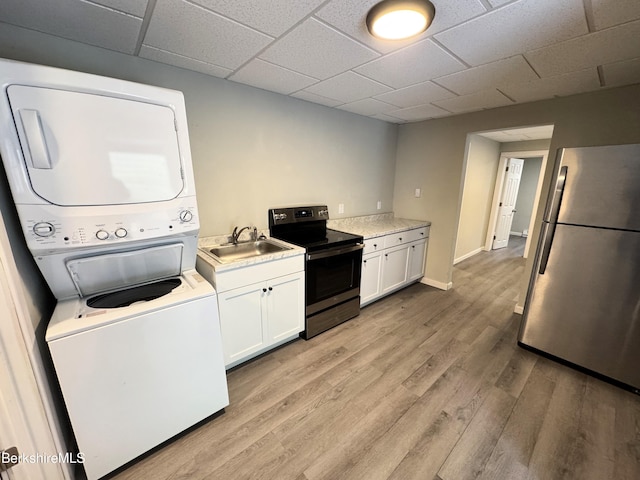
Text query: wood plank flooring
112 236 640 480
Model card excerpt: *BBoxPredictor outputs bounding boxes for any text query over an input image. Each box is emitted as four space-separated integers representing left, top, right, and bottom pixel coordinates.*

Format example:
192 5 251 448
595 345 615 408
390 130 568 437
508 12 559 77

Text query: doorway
454 125 553 266
485 150 549 259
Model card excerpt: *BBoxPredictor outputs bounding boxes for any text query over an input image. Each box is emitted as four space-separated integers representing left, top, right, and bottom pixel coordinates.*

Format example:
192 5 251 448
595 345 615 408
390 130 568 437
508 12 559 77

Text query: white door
267 272 304 343
493 158 524 249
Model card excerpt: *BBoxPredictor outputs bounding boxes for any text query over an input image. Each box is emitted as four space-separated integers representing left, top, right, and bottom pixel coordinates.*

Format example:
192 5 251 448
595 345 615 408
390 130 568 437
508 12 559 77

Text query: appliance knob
96 229 109 240
33 222 55 237
179 210 193 222
115 228 127 238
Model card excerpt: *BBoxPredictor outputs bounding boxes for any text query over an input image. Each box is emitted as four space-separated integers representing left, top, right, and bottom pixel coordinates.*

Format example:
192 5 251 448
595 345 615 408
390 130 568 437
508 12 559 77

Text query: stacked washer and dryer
0 59 228 479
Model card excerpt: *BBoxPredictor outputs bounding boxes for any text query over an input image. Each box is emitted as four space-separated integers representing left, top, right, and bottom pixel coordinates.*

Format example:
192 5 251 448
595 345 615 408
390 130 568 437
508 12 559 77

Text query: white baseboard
514 304 524 314
453 247 483 265
510 231 524 237
421 277 453 291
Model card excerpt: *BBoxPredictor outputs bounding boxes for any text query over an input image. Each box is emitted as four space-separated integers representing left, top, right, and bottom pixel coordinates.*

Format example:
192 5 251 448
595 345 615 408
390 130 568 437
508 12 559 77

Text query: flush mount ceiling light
366 0 436 40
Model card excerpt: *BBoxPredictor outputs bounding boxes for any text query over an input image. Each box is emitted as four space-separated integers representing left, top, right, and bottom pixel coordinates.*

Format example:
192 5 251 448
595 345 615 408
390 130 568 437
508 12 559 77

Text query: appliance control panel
18 200 199 254
269 205 329 226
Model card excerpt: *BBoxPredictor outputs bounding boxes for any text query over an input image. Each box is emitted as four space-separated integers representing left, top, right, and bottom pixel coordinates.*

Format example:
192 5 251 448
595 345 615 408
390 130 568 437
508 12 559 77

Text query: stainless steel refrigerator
519 143 640 391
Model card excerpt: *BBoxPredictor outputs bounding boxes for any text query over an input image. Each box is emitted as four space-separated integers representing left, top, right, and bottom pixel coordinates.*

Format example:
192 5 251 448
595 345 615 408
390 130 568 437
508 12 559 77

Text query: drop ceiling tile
192 0 325 36
316 0 487 54
1 0 142 54
501 68 601 103
139 45 233 78
387 104 451 122
591 0 640 30
525 20 640 77
229 59 318 95
355 39 466 89
303 72 390 103
259 18 379 80
373 112 406 123
374 81 456 108
435 0 588 66
435 56 539 96
601 57 640 87
433 89 513 113
91 0 148 17
144 0 273 70
291 90 344 107
338 98 397 116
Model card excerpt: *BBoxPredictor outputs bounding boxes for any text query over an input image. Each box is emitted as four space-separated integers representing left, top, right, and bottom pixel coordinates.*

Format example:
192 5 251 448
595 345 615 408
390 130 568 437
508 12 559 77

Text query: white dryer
0 59 228 480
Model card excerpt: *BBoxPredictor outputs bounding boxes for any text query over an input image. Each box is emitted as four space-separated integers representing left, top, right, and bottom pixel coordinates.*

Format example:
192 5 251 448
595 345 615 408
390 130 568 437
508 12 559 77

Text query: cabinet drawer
383 232 408 248
363 236 385 254
406 226 429 243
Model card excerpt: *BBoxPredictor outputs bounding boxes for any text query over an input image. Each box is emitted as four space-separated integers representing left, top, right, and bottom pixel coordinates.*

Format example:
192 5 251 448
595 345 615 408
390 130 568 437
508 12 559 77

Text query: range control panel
269 205 329 226
18 200 199 253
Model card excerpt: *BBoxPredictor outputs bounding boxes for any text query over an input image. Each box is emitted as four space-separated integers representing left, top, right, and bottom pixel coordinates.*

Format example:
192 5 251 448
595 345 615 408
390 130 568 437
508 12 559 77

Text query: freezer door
551 144 640 230
520 224 640 388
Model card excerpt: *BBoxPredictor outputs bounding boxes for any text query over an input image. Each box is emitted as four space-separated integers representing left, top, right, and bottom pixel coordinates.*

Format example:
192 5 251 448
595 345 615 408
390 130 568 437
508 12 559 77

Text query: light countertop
328 213 431 239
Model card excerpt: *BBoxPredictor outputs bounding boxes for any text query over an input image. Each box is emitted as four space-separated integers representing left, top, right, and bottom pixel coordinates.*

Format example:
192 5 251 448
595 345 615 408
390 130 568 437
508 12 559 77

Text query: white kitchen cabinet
381 243 409 294
218 271 304 368
407 239 427 282
267 272 305 343
218 283 266 366
196 253 305 369
361 250 383 304
360 226 429 306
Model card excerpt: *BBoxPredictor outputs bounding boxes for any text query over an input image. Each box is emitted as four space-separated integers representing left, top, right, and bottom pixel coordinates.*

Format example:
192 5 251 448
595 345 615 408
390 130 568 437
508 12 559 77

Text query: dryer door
7 85 185 206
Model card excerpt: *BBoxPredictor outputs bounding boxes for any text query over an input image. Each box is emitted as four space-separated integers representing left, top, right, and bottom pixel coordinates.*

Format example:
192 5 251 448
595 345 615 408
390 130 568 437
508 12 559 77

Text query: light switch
415 188 422 198
377 200 382 210
338 203 344 214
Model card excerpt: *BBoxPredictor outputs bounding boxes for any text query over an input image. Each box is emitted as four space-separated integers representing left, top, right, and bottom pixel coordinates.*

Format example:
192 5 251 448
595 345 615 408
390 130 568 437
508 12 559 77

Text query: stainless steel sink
206 240 290 263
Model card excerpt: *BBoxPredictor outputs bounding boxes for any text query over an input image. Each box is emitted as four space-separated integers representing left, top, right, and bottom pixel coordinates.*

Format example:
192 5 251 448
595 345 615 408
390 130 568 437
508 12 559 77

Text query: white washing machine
47 269 227 480
0 59 229 480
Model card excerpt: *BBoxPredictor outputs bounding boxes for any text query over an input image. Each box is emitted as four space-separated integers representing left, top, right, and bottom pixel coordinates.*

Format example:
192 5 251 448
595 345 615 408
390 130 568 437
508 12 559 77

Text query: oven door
306 243 363 315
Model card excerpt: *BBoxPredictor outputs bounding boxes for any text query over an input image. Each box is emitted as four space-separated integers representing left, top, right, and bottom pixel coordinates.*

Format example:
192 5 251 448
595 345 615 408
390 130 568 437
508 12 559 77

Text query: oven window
306 249 362 305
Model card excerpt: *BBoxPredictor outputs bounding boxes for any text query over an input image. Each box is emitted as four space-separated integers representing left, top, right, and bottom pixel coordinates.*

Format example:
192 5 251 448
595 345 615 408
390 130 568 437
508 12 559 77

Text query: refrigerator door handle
539 166 568 274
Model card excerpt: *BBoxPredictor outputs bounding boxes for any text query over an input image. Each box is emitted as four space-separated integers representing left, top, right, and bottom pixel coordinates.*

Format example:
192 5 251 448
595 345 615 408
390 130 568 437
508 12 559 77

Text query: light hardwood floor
112 236 640 480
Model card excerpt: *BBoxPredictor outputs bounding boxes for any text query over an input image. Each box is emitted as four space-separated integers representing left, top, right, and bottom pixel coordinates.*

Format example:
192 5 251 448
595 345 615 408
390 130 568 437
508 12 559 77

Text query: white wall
511 157 543 235
454 135 500 262
0 23 398 237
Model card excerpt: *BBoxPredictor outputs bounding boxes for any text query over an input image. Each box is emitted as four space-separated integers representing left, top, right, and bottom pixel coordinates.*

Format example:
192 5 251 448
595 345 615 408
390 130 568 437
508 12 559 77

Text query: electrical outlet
377 200 382 210
338 203 344 214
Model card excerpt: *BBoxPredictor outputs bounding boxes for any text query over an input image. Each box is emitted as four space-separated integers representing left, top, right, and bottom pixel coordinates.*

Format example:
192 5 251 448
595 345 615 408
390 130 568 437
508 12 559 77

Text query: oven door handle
307 243 364 261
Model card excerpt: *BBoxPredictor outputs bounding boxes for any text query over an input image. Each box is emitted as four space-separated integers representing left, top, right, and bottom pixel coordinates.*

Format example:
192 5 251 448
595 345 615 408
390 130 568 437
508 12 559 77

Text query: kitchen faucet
231 225 255 244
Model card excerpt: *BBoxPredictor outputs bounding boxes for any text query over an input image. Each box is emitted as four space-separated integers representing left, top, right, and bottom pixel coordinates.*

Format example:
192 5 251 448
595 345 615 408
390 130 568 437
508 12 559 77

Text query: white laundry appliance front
0 58 228 480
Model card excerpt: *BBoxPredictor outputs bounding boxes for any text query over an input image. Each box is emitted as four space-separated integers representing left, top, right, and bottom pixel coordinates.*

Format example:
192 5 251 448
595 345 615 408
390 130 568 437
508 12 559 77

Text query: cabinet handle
268 286 273 291
399 237 402 241
363 260 367 263
412 245 415 249
262 288 267 293
385 254 388 258
374 244 377 248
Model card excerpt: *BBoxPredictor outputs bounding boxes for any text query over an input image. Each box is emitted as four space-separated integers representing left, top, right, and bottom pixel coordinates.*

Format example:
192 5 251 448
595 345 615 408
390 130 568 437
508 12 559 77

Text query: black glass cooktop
272 228 362 253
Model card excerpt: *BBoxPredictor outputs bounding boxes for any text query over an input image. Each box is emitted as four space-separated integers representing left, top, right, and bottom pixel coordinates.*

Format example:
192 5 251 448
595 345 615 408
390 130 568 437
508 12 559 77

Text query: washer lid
66 243 183 297
8 85 185 206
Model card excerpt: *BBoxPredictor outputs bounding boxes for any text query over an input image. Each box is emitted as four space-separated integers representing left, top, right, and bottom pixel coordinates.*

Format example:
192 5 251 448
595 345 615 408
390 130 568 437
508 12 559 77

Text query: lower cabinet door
266 272 305 343
407 240 427 282
218 282 266 366
381 244 409 294
361 251 383 305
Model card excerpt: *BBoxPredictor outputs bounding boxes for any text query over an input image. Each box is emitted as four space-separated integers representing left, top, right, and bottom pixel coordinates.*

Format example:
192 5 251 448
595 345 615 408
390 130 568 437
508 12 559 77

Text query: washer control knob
33 222 55 237
115 228 127 238
96 230 109 240
179 210 193 222
318 209 329 216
